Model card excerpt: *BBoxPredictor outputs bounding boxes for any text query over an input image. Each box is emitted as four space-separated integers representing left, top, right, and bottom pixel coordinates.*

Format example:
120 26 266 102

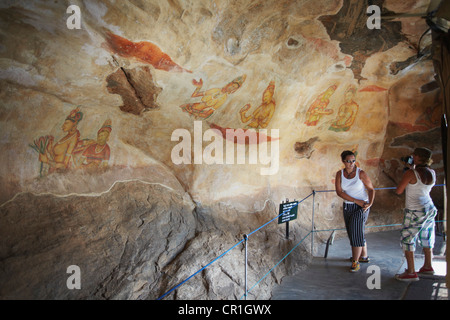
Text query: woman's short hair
340 150 355 162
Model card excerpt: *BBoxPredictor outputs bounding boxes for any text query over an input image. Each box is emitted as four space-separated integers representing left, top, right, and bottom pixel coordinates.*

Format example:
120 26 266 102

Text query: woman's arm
360 170 375 210
396 169 414 195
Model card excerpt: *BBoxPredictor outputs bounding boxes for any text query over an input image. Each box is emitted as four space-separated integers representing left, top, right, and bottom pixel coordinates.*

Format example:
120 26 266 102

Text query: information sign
278 201 298 224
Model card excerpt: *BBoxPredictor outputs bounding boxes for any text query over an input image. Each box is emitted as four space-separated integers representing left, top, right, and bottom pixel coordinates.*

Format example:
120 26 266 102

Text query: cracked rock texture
0 0 445 299
0 181 196 299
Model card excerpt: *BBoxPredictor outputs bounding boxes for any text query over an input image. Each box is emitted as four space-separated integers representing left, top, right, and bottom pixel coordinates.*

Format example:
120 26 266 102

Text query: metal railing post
311 190 316 255
243 234 248 300
324 230 336 258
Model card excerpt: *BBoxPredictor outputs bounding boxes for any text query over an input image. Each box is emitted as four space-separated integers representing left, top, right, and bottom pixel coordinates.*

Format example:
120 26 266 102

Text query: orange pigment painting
359 85 387 92
209 123 279 145
105 32 192 73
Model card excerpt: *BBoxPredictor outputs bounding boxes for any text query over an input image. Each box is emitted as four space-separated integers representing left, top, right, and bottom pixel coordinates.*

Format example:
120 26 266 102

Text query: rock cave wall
0 0 445 299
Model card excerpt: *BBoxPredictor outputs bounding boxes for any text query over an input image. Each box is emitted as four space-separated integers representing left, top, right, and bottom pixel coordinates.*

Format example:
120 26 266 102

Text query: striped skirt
343 203 369 247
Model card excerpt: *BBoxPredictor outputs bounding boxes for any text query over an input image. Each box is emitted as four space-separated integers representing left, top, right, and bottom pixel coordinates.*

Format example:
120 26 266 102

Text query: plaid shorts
400 204 437 252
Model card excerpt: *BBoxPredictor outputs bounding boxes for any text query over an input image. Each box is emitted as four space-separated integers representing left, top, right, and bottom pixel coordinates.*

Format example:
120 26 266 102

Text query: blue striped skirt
343 202 369 247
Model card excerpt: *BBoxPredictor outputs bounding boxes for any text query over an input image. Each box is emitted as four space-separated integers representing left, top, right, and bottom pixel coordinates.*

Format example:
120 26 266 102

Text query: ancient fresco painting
207 80 278 145
78 119 112 170
104 32 191 73
106 66 162 116
304 85 337 126
180 75 246 119
294 137 319 159
239 81 276 129
328 85 358 132
302 84 359 132
104 32 176 116
30 108 112 176
31 108 83 175
209 123 279 145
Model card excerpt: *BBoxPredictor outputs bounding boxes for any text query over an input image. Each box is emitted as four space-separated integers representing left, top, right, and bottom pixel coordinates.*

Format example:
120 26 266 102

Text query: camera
401 156 413 165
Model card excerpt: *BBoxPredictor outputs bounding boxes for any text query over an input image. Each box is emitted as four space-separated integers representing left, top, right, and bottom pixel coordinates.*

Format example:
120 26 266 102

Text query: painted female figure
329 86 358 132
80 119 112 169
180 75 246 119
39 108 83 173
240 81 276 129
304 85 336 126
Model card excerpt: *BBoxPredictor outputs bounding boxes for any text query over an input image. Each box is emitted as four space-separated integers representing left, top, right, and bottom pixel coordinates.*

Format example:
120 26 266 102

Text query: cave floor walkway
271 229 448 300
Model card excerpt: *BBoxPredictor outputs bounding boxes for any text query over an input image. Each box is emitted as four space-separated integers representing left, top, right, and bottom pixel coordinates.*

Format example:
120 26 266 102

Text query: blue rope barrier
156 238 245 300
315 184 446 193
239 231 312 300
313 220 446 234
156 184 446 300
156 192 314 300
248 192 314 237
313 224 401 233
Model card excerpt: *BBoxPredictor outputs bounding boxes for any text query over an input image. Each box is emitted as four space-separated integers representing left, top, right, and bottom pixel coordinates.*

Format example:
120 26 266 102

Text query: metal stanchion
243 234 248 300
311 190 316 255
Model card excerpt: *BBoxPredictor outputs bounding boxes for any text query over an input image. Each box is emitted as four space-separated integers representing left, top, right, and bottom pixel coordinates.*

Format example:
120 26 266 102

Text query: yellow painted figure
329 86 358 132
180 75 246 119
304 85 336 126
39 108 83 173
240 81 276 129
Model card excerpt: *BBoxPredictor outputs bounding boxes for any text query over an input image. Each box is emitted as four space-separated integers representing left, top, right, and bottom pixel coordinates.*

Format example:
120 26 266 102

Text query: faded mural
0 0 440 208
26 23 441 186
30 108 112 176
328 85 358 132
240 81 276 129
105 32 192 73
304 85 337 127
180 75 246 119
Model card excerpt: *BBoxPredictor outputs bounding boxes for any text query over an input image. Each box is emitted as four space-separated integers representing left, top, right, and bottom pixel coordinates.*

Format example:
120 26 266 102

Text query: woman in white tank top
335 150 375 272
395 147 437 282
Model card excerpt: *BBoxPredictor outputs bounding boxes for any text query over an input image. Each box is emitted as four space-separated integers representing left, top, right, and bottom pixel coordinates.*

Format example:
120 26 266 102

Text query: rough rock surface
0 0 445 299
1 180 196 299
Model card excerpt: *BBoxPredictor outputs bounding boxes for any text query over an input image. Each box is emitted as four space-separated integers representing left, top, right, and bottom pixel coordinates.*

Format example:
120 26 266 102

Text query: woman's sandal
348 256 370 263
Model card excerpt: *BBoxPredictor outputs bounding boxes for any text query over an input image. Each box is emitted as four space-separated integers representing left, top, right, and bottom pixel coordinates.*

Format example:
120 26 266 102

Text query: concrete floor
271 229 448 300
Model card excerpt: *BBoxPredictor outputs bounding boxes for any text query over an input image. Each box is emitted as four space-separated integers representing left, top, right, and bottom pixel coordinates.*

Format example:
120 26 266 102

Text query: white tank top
341 168 368 204
405 169 435 210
